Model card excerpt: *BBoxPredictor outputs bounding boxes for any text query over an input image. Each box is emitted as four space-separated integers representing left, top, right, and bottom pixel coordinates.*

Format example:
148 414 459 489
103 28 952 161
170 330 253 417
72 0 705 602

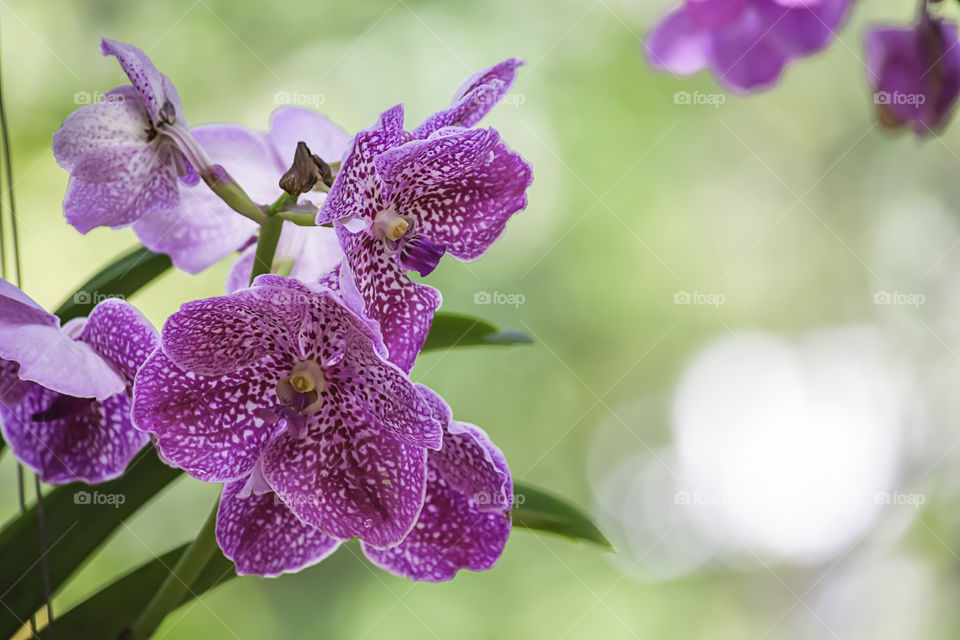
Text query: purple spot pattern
133 277 439 547
361 385 513 581
216 479 341 577
0 298 156 484
336 228 441 374
377 127 532 260
260 381 428 548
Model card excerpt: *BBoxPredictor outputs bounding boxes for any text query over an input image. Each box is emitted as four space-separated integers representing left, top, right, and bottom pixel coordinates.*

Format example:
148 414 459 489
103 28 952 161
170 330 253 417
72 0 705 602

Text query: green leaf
55 246 172 323
424 313 532 351
512 482 613 550
51 483 608 639
53 544 234 640
0 450 181 638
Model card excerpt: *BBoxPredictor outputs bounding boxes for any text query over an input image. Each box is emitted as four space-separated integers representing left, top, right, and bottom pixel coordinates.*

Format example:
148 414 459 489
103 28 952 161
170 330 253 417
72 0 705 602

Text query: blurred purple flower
53 39 207 233
132 275 442 548
645 0 852 92
0 281 156 484
136 107 350 274
865 13 960 135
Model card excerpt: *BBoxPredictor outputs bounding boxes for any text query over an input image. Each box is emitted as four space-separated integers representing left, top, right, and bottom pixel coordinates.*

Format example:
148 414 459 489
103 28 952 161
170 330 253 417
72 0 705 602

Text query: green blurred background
3 0 960 637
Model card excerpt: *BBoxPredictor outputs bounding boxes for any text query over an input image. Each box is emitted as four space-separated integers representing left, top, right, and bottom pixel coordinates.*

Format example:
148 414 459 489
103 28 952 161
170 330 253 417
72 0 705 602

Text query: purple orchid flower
865 13 960 135
645 0 852 93
0 281 157 484
136 107 350 274
215 384 512 581
53 39 211 233
318 100 531 372
132 275 442 548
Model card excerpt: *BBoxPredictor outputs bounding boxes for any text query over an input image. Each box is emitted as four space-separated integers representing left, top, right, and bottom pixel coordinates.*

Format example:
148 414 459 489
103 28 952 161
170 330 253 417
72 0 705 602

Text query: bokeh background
2 0 960 637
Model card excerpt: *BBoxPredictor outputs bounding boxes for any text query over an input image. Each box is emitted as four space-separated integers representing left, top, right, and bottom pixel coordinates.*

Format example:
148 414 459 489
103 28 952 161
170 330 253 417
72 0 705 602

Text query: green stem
127 504 218 640
276 210 319 226
248 193 298 285
267 191 296 216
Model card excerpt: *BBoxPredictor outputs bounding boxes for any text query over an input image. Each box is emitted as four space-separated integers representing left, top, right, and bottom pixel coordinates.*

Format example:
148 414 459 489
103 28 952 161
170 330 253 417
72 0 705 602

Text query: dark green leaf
424 313 532 351
55 246 172 323
52 484 608 638
0 450 181 638
512 482 612 550
53 544 234 640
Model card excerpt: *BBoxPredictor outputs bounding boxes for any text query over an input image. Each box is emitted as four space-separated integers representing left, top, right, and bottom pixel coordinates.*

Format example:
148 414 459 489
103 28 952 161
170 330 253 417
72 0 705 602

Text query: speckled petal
261 385 428 548
217 479 341 577
0 280 125 400
413 58 524 138
361 468 511 581
0 381 147 484
63 140 181 233
317 105 404 225
100 38 185 125
79 299 158 380
413 384 511 510
337 227 441 373
362 395 512 580
53 86 148 173
328 330 441 450
436 421 512 511
161 286 305 376
132 348 285 483
133 124 277 274
377 127 500 197
413 383 453 428
379 130 532 261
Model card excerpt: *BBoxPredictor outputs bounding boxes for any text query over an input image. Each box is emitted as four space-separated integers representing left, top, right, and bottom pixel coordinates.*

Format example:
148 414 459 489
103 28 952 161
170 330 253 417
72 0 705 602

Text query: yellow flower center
373 206 412 246
387 218 409 241
289 373 315 393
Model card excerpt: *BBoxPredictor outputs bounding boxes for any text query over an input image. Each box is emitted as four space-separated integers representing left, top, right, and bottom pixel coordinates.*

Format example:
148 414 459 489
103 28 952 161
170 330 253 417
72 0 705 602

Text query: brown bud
279 141 334 196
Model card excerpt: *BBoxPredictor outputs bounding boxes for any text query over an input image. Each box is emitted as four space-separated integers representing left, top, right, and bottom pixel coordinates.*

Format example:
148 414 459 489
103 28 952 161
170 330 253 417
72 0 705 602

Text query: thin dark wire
0 22 49 639
0 24 19 285
33 475 52 639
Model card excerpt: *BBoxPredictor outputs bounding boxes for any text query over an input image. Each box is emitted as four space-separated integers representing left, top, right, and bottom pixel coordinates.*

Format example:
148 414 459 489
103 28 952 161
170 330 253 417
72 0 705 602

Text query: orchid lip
276 360 326 416
372 207 414 250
